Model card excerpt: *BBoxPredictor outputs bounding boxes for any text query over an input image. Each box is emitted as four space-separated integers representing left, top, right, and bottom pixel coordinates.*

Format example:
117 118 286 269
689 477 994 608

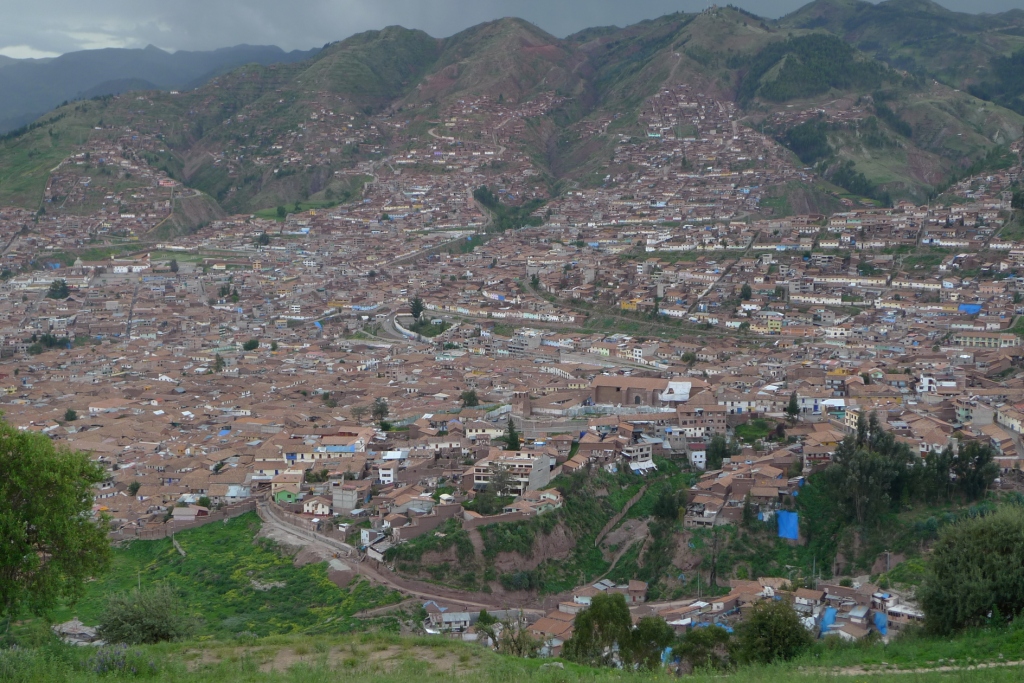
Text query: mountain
0 44 321 134
779 0 1024 89
1 2 1023 215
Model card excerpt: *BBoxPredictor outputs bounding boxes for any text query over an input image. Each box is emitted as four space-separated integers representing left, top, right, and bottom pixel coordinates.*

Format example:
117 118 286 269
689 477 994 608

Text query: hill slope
0 44 320 134
1 2 1022 213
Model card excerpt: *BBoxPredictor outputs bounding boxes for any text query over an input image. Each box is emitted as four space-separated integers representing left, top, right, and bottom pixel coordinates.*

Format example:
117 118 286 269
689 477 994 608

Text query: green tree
372 397 390 424
460 390 479 407
168 259 179 273
918 506 1024 633
0 421 111 619
197 496 212 509
350 404 368 424
63 408 78 422
563 593 633 667
213 354 225 373
410 296 425 320
504 416 521 451
270 341 278 351
242 339 260 351
46 279 70 299
740 283 752 300
786 391 800 420
951 440 999 501
742 491 756 527
276 206 286 219
652 487 679 520
255 232 270 246
127 480 141 496
734 599 813 664
706 434 729 470
97 585 192 645
621 616 675 670
674 624 732 671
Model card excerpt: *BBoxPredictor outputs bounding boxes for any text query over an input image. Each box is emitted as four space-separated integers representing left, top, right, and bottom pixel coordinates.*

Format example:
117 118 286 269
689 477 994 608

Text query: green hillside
18 513 404 639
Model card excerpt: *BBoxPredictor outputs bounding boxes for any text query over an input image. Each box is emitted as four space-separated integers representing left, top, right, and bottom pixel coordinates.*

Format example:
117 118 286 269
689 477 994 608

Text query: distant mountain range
0 44 320 133
1 0 1023 212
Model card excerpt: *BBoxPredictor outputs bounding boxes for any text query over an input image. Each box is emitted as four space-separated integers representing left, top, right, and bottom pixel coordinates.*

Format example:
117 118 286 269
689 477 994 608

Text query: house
171 505 209 522
302 496 332 516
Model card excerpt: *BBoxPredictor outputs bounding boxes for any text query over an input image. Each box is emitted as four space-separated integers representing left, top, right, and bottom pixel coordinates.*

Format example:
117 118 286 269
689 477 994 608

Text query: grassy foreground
2 632 1024 683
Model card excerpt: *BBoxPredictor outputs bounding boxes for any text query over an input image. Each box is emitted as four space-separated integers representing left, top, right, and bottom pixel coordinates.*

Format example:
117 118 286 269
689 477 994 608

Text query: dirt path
806 660 1024 676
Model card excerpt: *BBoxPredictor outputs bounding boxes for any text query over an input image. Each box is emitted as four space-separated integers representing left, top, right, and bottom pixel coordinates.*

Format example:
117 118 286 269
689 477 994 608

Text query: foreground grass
1 632 1023 683
15 513 403 639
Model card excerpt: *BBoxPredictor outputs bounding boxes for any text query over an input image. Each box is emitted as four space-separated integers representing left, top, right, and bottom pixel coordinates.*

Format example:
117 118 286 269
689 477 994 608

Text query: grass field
9 513 404 640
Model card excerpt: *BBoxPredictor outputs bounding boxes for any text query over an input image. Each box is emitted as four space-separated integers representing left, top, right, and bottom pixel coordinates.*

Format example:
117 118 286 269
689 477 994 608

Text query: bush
733 599 813 664
97 585 193 645
918 506 1024 633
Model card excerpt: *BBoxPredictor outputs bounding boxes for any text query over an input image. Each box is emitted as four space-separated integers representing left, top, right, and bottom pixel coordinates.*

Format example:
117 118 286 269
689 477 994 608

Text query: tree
950 440 999 501
350 404 369 423
734 599 813 665
242 339 259 351
530 273 540 289
372 397 389 424
674 624 732 672
563 593 633 667
652 488 679 520
460 390 479 407
276 206 286 219
255 232 270 246
504 416 521 451
488 464 513 497
97 585 192 645
706 434 729 470
786 391 800 421
270 341 278 352
918 506 1024 633
740 283 752 300
410 296 425 320
621 616 675 670
46 279 70 299
127 480 141 496
64 408 78 422
197 496 211 509
0 420 111 619
213 353 225 373
742 491 756 527
168 259 179 273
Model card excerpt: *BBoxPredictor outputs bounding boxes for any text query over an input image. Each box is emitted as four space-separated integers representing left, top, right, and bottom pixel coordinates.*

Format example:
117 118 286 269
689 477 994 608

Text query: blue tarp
218 429 231 436
874 611 888 636
777 510 799 540
958 304 982 315
820 607 837 637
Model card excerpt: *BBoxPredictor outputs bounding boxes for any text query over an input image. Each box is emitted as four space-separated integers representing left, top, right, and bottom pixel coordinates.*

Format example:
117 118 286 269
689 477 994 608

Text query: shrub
97 585 193 645
733 599 813 664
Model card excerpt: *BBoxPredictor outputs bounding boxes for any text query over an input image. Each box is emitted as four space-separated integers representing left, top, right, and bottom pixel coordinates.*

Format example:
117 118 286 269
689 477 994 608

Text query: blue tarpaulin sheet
874 611 888 635
777 510 799 539
958 304 982 315
820 607 837 637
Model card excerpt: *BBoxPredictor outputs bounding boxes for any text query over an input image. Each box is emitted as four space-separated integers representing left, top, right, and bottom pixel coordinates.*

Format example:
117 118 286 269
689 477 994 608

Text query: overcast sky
1 0 1021 59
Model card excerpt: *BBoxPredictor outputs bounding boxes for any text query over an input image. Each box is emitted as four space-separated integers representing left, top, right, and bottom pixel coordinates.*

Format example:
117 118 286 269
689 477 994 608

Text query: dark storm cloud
1 0 1022 58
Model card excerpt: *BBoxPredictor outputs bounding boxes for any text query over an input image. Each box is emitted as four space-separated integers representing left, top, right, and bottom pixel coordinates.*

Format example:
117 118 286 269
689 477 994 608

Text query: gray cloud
1 0 1022 57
